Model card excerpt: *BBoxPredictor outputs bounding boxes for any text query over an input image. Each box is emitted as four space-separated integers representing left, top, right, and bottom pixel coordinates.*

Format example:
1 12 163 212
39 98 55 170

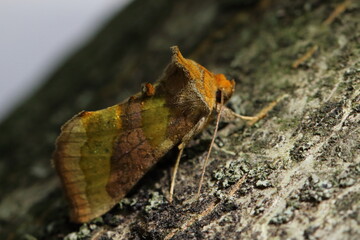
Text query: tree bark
0 0 359 239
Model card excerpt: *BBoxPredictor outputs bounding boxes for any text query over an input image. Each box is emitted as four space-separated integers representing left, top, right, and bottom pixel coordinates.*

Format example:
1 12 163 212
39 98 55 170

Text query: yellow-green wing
53 96 189 223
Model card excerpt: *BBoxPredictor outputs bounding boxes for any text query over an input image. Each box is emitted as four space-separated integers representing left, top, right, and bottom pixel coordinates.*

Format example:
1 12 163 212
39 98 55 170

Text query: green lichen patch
63 223 97 240
334 163 360 188
144 192 166 213
269 207 295 225
212 155 276 196
269 193 301 225
290 139 313 162
316 125 359 164
255 179 272 189
117 197 138 210
301 101 344 136
212 160 246 188
299 175 334 203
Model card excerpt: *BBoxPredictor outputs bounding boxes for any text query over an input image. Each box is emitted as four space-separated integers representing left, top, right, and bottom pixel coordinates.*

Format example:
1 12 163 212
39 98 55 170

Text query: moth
53 46 272 223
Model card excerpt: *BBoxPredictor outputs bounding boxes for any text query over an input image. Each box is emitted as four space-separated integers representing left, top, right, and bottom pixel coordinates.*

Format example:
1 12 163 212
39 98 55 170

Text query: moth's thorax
167 47 235 113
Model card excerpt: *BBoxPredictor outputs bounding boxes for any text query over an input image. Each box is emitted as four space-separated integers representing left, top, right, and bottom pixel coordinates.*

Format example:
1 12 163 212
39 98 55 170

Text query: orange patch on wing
144 83 155 97
172 47 220 109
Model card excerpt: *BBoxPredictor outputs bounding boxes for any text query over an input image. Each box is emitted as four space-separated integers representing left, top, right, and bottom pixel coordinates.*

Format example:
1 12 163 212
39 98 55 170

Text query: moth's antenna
197 91 224 198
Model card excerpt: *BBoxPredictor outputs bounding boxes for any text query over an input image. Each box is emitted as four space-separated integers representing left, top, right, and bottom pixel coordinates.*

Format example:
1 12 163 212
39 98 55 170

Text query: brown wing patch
106 98 172 198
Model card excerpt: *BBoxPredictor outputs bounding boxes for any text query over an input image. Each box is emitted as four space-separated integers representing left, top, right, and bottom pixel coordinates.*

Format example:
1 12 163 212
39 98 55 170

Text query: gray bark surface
0 0 359 239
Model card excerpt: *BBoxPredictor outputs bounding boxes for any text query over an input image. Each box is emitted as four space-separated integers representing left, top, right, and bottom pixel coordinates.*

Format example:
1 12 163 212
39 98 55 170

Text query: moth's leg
169 145 184 203
169 117 208 202
220 94 287 126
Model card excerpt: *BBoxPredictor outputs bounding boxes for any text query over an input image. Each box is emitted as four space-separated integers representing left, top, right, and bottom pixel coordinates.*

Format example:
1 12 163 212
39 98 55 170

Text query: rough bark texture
0 0 359 239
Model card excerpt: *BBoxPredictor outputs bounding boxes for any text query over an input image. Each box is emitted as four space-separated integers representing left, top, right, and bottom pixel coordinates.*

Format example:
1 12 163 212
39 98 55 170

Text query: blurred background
0 0 131 122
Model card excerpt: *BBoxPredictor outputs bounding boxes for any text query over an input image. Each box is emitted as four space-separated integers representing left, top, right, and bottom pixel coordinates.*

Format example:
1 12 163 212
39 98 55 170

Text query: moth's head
215 74 235 104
